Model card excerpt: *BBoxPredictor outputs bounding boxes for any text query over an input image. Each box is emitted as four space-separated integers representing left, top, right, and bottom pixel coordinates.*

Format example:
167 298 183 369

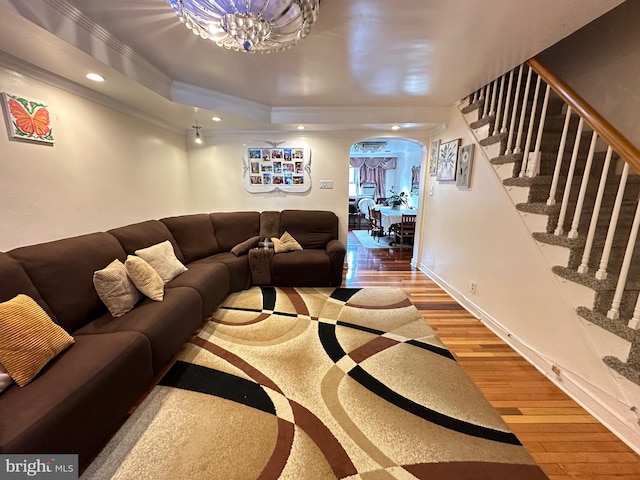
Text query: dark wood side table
248 247 274 285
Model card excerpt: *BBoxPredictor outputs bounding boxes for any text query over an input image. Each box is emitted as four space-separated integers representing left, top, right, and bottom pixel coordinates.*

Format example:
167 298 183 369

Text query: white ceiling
0 0 626 136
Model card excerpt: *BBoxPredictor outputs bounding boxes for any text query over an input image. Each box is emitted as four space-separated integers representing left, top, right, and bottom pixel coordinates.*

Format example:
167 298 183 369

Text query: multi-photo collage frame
244 142 311 193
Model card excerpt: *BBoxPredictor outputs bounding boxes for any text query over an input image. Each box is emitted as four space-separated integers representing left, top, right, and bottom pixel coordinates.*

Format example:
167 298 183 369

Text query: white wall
418 105 640 452
537 0 640 149
0 68 190 251
187 133 427 246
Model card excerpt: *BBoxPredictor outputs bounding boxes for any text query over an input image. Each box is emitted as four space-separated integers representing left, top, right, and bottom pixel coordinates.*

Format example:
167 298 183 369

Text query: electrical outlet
469 281 477 294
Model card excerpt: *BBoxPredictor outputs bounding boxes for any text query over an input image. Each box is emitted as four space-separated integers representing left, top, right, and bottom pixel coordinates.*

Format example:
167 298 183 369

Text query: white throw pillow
135 240 187 284
125 256 164 301
93 259 142 317
0 364 12 394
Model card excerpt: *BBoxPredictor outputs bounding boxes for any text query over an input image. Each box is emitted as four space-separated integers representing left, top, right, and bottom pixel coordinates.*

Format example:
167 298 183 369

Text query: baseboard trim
418 262 640 456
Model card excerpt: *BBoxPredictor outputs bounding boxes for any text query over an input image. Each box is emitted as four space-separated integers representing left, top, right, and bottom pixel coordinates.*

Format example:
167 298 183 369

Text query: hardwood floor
344 230 640 480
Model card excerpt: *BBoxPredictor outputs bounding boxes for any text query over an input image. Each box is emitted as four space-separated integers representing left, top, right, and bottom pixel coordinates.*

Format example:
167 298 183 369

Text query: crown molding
0 50 180 134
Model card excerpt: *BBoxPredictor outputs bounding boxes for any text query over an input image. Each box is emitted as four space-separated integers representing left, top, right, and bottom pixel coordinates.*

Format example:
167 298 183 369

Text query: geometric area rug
81 287 549 480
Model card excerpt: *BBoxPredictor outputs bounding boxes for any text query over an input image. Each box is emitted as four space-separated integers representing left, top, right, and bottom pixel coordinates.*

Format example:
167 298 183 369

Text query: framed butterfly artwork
1 93 54 144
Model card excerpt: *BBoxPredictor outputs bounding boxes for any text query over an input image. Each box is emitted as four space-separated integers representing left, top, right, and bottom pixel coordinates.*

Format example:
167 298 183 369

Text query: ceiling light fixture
211 116 222 122
296 125 305 130
391 125 401 131
86 73 105 82
166 0 319 54
193 125 203 144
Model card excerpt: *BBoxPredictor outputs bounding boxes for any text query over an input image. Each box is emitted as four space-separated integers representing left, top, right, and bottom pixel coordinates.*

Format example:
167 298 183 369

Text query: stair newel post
506 64 524 155
492 74 506 136
596 162 630 280
578 146 613 273
501 68 515 134
554 117 585 236
547 106 573 206
607 192 640 321
482 84 491 119
514 66 533 156
519 74 542 178
568 131 599 239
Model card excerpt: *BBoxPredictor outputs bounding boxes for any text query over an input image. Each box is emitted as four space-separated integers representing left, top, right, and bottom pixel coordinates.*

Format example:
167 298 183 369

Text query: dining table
374 206 417 231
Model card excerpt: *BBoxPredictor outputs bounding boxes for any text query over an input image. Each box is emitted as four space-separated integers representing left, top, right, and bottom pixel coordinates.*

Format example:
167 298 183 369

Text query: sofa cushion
166 262 230 316
161 214 220 263
0 331 152 470
108 220 185 264
93 259 142 317
259 210 281 240
0 252 56 320
279 210 338 249
231 235 261 256
125 256 164 301
135 240 187 284
74 287 202 373
210 212 261 252
271 249 331 287
191 253 251 292
9 232 127 333
0 294 75 386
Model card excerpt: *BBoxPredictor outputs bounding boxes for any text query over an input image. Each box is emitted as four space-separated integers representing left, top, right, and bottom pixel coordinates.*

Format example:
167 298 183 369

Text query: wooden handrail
528 57 640 173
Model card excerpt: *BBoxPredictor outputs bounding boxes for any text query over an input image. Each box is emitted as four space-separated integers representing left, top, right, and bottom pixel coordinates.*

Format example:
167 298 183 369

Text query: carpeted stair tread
461 99 483 114
552 265 618 291
479 132 508 149
470 115 495 130
603 356 640 385
532 232 585 249
515 202 559 216
577 307 640 343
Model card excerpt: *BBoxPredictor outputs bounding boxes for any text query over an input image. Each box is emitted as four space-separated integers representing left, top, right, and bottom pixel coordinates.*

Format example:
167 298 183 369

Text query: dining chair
371 208 384 241
391 214 416 248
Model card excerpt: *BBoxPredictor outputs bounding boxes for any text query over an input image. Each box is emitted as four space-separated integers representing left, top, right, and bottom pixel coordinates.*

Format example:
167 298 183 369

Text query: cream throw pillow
93 259 142 317
0 294 75 387
0 364 12 394
271 231 303 254
125 255 164 301
135 240 187 284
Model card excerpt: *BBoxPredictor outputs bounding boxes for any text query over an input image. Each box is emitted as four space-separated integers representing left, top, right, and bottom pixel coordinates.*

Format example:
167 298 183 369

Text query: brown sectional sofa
0 209 345 470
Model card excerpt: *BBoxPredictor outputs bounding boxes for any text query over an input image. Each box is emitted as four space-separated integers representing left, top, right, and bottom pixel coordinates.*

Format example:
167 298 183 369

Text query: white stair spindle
482 84 491 119
607 194 640 320
514 66 533 155
519 74 542 178
547 106 573 206
506 65 524 155
568 131 599 239
471 91 478 104
596 162 630 280
489 79 498 116
629 289 640 329
528 84 551 177
500 68 515 134
492 74 506 136
554 117 585 236
578 146 613 273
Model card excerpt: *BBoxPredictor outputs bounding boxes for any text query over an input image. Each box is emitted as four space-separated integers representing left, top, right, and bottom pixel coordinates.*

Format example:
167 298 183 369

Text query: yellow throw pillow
271 231 303 254
135 240 187 284
125 255 164 301
93 259 142 317
0 294 74 387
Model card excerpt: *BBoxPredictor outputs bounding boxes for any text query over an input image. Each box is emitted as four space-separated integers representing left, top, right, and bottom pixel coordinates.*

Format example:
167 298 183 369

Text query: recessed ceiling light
86 73 105 82
297 125 305 130
391 125 401 131
211 116 222 122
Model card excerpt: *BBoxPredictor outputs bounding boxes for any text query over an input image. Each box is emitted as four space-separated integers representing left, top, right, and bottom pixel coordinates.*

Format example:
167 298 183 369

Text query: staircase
460 59 640 386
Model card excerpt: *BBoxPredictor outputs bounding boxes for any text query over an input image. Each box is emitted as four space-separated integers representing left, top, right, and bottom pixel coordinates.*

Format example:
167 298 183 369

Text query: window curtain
349 157 397 200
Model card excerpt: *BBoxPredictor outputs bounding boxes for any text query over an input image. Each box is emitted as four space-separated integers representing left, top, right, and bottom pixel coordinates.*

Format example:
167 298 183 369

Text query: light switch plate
319 180 334 189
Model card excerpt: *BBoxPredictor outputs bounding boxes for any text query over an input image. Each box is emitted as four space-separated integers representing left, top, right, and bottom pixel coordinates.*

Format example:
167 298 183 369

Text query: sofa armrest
325 239 346 287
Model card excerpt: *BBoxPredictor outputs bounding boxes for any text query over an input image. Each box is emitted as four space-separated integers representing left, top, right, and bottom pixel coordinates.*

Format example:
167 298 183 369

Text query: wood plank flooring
344 230 640 480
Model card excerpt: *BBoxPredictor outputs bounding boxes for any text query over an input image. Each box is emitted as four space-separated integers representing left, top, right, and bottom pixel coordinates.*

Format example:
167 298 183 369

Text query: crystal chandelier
166 0 320 54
